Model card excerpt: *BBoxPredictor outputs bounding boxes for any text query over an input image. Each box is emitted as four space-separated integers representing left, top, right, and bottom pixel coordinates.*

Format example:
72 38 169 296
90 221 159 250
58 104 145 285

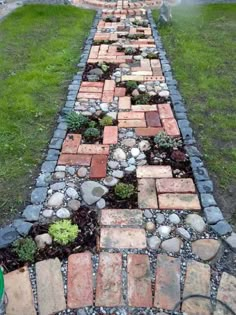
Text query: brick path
4 2 236 315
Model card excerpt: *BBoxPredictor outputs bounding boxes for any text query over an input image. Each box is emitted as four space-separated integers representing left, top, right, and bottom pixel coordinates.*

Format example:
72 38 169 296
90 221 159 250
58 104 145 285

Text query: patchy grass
0 5 95 225
153 4 236 225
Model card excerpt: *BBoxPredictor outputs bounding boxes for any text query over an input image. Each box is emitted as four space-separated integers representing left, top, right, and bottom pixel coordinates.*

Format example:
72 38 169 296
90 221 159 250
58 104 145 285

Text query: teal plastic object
0 268 6 315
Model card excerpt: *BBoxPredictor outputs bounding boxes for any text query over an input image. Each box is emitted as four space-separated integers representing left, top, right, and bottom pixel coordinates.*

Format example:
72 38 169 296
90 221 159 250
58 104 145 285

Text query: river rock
139 140 151 151
161 237 182 253
47 192 64 208
66 187 79 199
158 226 171 238
35 233 52 249
113 148 126 161
121 138 136 147
81 181 108 205
147 236 161 250
103 176 119 187
56 208 70 219
192 239 221 261
67 200 80 211
185 214 206 233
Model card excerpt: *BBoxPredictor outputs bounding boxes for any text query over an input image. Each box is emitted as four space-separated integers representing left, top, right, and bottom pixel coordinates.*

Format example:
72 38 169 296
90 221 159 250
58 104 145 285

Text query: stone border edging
181 0 236 4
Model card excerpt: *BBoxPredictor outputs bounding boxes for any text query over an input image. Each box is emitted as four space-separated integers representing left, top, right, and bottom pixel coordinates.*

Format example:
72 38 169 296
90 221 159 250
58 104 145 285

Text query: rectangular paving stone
36 258 66 315
158 193 201 210
146 111 162 127
138 178 158 209
101 209 143 226
119 119 146 128
78 144 109 155
90 155 107 179
115 87 126 97
5 267 36 315
119 96 131 109
215 272 236 314
103 126 118 144
128 254 152 307
154 254 181 311
182 261 211 315
104 79 115 91
95 252 123 307
156 178 196 194
77 92 102 99
162 118 180 137
132 105 157 111
135 127 164 136
100 228 146 249
61 134 82 154
157 103 174 119
102 90 114 102
118 112 145 120
58 153 92 166
137 165 173 178
81 82 104 88
80 86 103 93
67 252 93 308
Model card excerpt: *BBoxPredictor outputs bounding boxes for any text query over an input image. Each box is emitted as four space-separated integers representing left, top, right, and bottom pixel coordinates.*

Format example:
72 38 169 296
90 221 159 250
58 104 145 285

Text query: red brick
128 254 152 307
61 134 81 154
58 153 92 166
182 261 211 315
115 87 126 97
67 252 93 308
162 118 180 137
135 127 164 136
81 81 104 88
100 228 146 249
90 155 107 179
102 90 114 102
146 111 162 127
158 193 201 210
119 119 146 128
79 86 103 93
138 178 158 209
132 105 157 111
78 144 109 155
104 80 116 91
157 103 174 119
77 92 102 99
118 112 145 120
103 126 118 144
101 209 143 226
156 178 196 193
216 272 236 313
95 252 123 307
154 254 181 310
119 96 131 109
137 165 172 178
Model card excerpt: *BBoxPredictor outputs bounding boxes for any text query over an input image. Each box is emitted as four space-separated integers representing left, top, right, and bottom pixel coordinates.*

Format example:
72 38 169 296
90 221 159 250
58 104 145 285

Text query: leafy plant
99 62 109 72
66 112 89 131
133 93 150 105
126 80 138 93
133 19 148 27
49 220 79 245
84 127 100 139
13 237 37 262
171 150 187 162
88 120 97 128
115 183 135 199
154 131 182 150
99 116 113 127
127 33 146 39
125 47 137 55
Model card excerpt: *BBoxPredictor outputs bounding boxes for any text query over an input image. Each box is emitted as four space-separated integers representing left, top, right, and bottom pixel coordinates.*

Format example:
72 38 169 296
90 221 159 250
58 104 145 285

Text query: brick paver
137 165 173 178
158 193 201 210
61 134 81 154
78 144 109 155
90 154 108 178
156 178 196 193
58 153 92 166
103 126 118 144
101 209 143 226
215 272 236 314
138 178 158 208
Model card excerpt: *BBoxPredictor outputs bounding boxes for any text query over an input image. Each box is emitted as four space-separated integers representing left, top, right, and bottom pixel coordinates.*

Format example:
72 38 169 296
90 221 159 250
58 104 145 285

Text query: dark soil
82 63 118 82
0 207 98 273
104 174 138 209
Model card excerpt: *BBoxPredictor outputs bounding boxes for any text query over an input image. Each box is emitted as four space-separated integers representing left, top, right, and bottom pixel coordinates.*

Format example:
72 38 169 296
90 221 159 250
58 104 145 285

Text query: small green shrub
88 120 97 128
126 80 138 92
66 112 89 132
133 94 150 105
49 220 79 245
154 131 182 150
84 127 100 139
125 47 137 55
115 183 135 199
99 116 113 127
13 237 37 262
127 33 146 39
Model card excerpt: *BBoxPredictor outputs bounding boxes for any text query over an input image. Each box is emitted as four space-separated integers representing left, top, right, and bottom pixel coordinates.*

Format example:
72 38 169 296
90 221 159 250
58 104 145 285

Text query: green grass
0 4 95 225
153 4 236 224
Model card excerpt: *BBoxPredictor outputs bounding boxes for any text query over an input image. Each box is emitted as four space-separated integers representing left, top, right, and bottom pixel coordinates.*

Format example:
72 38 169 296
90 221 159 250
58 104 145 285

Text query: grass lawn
153 4 236 226
0 4 95 225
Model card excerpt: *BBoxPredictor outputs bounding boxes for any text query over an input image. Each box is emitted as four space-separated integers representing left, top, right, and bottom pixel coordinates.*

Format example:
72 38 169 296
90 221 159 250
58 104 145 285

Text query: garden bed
82 62 118 81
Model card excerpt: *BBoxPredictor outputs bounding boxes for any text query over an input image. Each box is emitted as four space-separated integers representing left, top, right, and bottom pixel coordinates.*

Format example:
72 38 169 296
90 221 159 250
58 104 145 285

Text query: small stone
31 187 48 204
42 209 54 218
144 210 153 219
121 161 128 168
35 233 52 249
139 140 151 152
47 192 64 208
81 181 108 205
66 167 76 176
23 205 42 221
156 213 165 224
161 237 182 253
168 214 180 225
112 170 124 179
96 198 106 209
108 161 119 169
103 176 119 187
125 165 136 173
226 233 236 251
211 220 232 236
138 84 146 92
54 171 65 179
132 89 139 97
66 187 79 199
56 208 70 219
55 166 66 172
158 226 171 238
145 222 156 232
0 227 18 249
136 153 146 161
68 200 80 211
126 131 134 138
36 173 52 187
192 239 221 261
121 138 136 148
185 214 206 233
107 112 117 120
147 236 161 250
13 220 33 236
113 148 126 161
100 103 109 112
159 90 170 98
77 167 87 178
89 68 103 75
128 157 136 165
134 55 142 61
131 148 140 157
50 182 66 191
177 227 191 240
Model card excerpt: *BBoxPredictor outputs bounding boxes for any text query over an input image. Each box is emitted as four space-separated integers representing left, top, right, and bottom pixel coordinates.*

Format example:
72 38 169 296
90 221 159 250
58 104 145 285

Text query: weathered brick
158 193 201 210
58 153 92 166
77 92 102 99
132 105 157 111
157 103 174 119
90 155 107 179
5 267 36 315
137 165 172 178
104 80 116 91
101 209 143 226
102 90 114 102
144 75 165 82
118 112 145 120
100 228 146 249
135 127 164 136
95 252 123 306
67 252 93 308
215 272 236 314
128 254 152 307
78 144 109 155
154 254 181 310
138 178 158 208
81 82 104 88
156 178 196 193
61 134 81 154
36 258 66 315
162 118 180 137
146 111 162 127
115 87 126 97
80 86 103 93
119 96 131 109
182 261 211 315
103 126 118 144
119 119 146 128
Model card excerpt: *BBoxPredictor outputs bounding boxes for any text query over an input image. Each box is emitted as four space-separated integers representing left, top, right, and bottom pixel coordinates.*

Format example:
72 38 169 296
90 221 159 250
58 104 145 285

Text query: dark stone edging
147 9 235 246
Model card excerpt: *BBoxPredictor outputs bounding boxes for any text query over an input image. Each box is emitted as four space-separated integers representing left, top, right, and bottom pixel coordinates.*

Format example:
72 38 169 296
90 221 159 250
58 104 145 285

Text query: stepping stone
100 228 146 249
61 134 81 154
78 144 109 155
5 267 36 315
215 272 236 314
103 126 118 144
182 261 211 315
95 252 123 307
156 178 196 193
36 258 66 315
154 254 181 310
101 209 143 226
138 178 158 209
90 155 108 179
158 193 201 210
67 253 93 308
128 254 152 307
192 239 221 261
137 165 172 178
